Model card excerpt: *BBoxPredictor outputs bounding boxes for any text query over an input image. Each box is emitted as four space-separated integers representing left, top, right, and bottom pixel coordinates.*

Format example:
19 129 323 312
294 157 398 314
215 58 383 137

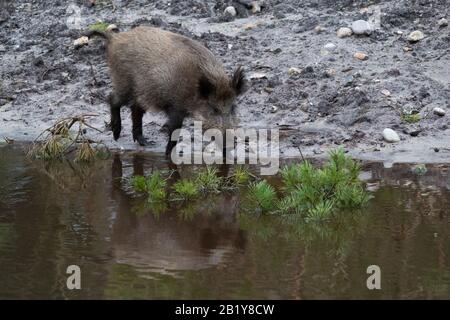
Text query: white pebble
251 1 261 14
381 89 391 97
382 128 400 143
407 30 425 42
288 67 301 76
224 6 237 17
433 107 446 116
314 25 327 33
324 42 337 51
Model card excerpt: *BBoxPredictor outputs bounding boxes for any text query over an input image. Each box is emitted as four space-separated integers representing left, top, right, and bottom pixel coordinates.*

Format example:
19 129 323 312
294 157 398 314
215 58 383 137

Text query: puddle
0 145 449 299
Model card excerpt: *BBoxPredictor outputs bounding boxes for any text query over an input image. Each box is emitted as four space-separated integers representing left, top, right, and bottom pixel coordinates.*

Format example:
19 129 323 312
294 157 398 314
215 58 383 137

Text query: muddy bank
0 0 449 163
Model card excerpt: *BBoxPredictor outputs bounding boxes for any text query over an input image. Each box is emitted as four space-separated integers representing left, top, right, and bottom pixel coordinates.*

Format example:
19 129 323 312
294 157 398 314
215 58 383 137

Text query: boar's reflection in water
88 27 248 155
110 155 246 274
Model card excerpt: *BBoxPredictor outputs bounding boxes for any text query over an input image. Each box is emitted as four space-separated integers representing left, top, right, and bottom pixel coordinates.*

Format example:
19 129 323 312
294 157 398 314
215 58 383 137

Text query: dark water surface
0 145 449 299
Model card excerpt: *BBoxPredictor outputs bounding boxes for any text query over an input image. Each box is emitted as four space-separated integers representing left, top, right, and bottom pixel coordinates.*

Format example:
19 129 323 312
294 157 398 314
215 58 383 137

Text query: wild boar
88 26 247 154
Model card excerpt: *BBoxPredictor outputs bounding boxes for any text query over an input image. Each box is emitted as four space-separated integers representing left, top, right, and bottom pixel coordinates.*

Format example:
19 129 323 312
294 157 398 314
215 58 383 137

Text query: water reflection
110 155 246 276
0 145 449 299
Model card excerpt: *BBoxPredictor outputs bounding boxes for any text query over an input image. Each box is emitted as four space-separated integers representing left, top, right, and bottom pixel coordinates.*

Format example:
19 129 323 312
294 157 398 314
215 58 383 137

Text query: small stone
382 128 400 143
396 30 404 35
325 68 336 77
250 1 262 14
351 20 373 35
271 105 278 113
314 25 327 33
224 6 237 17
288 67 301 76
434 147 440 152
433 107 446 116
249 72 267 80
403 46 413 52
33 57 44 67
268 75 281 87
438 18 448 28
337 27 353 38
354 52 368 60
243 23 258 30
73 36 89 48
407 30 425 42
324 42 337 52
381 89 391 97
304 66 314 73
106 24 118 32
343 75 354 87
387 68 401 77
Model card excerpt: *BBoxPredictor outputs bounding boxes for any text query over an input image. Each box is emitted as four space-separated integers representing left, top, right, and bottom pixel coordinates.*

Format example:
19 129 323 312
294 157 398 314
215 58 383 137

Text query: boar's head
192 66 248 130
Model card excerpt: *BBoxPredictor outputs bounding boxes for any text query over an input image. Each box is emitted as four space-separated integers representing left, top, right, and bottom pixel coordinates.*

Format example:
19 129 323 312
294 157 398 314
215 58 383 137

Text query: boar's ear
232 66 248 96
198 75 215 99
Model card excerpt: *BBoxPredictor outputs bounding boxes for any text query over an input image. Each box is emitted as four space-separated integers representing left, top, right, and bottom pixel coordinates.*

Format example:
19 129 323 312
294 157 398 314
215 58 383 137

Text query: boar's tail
84 30 113 42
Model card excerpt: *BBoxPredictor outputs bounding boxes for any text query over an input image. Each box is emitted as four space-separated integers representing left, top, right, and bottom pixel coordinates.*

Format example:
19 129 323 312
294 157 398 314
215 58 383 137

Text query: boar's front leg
165 110 186 156
131 104 149 146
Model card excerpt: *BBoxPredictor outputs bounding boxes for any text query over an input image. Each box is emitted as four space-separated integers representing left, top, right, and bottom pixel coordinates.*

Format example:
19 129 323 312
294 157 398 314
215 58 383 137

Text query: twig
297 146 305 162
41 66 61 81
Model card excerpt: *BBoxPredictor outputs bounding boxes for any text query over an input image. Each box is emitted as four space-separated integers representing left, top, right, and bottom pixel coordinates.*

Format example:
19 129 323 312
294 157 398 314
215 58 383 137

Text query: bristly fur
232 66 248 96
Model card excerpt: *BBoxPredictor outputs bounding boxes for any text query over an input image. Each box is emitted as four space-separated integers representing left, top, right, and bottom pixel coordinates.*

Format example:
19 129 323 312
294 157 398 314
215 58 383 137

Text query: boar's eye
198 76 215 98
212 106 221 115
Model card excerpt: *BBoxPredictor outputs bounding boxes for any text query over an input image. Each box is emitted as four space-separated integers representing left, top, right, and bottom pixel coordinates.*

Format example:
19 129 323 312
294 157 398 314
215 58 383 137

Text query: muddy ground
0 0 449 164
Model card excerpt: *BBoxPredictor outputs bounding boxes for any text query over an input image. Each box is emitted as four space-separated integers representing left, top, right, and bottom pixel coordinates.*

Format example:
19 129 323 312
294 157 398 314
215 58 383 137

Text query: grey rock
438 18 448 27
351 20 373 35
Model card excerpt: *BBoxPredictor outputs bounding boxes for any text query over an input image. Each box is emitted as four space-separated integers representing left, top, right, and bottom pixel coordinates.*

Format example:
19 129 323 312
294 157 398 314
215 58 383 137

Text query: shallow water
0 145 449 299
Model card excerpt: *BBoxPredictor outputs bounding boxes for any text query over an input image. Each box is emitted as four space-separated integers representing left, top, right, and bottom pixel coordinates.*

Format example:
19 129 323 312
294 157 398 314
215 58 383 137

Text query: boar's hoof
111 120 121 141
134 136 150 146
112 127 121 141
165 141 177 156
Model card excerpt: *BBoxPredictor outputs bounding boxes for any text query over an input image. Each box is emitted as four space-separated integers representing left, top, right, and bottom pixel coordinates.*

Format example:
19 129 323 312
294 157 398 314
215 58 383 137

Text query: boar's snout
192 109 238 133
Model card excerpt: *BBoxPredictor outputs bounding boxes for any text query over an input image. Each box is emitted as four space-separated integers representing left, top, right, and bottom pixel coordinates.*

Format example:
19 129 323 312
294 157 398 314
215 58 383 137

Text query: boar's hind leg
109 92 125 141
131 104 149 146
165 111 186 156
